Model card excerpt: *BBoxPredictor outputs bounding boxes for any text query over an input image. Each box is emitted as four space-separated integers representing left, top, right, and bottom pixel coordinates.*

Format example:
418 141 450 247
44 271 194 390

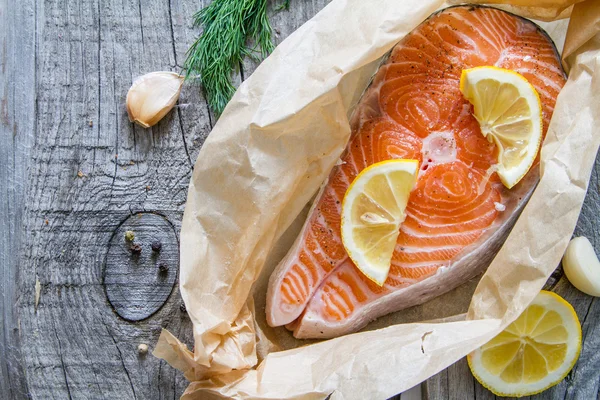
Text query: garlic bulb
126 71 184 128
562 236 600 297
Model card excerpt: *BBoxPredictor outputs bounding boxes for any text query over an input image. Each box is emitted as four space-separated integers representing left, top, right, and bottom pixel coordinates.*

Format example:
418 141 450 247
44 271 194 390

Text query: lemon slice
460 66 543 189
341 159 419 286
468 291 581 397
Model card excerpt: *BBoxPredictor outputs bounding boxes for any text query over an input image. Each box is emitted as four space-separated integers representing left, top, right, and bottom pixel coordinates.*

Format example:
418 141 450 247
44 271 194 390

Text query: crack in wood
176 105 193 168
582 298 596 327
206 102 213 128
110 53 119 203
101 317 137 400
167 0 196 169
51 318 73 400
137 0 145 53
239 59 245 82
157 358 163 399
167 0 179 69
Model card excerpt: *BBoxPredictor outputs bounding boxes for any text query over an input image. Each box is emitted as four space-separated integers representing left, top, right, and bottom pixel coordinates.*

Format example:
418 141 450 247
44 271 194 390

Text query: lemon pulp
341 159 419 286
460 66 543 189
468 291 581 397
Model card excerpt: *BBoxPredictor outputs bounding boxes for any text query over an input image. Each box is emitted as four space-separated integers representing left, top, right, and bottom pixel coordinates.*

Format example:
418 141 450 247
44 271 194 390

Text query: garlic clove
562 236 600 297
126 71 184 128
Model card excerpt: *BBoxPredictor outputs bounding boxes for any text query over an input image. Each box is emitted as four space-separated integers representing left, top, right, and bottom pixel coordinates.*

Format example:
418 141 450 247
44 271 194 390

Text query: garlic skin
126 71 184 128
562 236 600 297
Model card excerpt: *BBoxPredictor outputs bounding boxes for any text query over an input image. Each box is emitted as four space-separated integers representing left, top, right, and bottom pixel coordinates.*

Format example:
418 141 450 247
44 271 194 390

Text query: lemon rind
467 291 582 397
341 159 419 286
460 66 543 189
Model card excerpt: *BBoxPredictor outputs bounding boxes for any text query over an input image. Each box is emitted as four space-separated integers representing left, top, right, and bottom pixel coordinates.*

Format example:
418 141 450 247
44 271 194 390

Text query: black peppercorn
158 263 169 274
179 302 187 313
130 243 142 254
151 240 162 252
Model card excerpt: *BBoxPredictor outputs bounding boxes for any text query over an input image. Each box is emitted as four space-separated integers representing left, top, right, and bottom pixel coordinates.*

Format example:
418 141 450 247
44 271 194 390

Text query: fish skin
266 5 566 339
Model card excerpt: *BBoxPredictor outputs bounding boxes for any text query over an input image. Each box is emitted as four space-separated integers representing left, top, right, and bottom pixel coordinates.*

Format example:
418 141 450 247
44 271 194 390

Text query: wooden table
1 1 598 399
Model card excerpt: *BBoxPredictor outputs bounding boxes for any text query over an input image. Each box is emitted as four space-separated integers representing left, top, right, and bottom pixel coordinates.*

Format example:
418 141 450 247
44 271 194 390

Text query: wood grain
3 0 598 399
0 0 37 397
6 0 204 398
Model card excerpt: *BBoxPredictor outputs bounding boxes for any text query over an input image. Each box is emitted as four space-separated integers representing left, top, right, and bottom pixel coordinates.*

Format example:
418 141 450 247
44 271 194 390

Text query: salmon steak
266 5 566 339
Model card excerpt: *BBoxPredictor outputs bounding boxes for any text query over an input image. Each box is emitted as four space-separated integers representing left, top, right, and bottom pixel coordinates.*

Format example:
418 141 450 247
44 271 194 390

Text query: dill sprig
183 0 277 115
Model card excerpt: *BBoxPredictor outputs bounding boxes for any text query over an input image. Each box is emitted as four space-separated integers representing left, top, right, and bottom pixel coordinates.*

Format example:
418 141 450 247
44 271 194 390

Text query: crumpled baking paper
153 0 600 398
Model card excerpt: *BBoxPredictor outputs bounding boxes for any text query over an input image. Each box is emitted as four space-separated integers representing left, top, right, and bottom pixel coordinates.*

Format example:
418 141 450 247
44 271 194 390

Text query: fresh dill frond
184 0 280 115
247 0 274 59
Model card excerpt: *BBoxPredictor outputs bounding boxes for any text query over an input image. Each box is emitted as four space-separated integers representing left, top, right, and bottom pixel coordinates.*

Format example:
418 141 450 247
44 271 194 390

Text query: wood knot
104 212 178 321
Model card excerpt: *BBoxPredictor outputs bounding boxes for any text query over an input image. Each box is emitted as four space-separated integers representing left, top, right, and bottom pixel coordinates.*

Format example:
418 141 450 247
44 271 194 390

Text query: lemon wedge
468 291 581 397
460 66 543 189
341 159 419 286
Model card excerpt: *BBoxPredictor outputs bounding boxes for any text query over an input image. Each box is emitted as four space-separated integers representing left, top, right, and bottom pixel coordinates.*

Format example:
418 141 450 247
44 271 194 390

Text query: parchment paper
153 0 600 398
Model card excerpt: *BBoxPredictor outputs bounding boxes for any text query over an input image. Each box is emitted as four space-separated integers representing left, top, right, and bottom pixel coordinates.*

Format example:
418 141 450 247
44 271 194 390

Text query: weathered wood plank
0 0 37 397
423 151 600 399
11 0 202 398
5 0 598 399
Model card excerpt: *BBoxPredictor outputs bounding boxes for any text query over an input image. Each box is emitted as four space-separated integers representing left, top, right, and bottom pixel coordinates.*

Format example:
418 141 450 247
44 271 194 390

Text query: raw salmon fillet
266 5 566 339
